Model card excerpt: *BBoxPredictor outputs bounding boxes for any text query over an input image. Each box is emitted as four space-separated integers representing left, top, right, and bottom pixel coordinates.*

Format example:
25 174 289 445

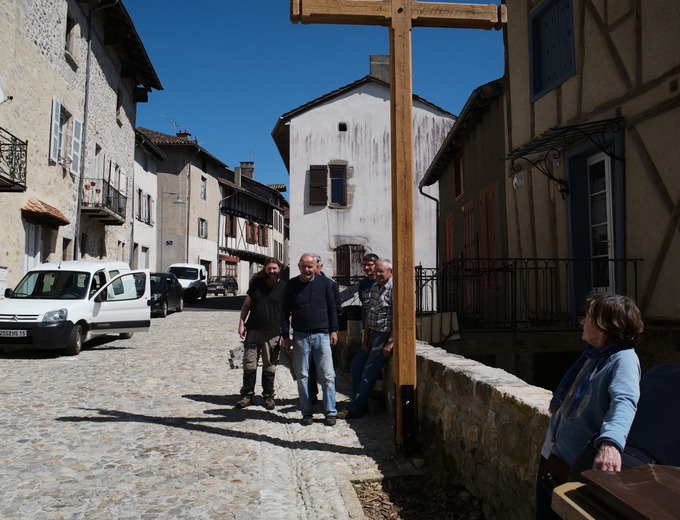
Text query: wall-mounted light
512 173 525 189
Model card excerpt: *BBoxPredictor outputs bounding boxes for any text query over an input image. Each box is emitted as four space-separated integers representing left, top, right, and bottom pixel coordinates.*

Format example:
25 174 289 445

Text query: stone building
137 129 289 292
0 0 161 289
218 162 289 289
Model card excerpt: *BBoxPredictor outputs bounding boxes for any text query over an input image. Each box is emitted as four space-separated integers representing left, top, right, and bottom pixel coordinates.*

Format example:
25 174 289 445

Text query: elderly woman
536 293 644 520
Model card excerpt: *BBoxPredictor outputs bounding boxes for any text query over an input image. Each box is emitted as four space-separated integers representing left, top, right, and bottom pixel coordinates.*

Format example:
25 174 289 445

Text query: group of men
235 252 394 427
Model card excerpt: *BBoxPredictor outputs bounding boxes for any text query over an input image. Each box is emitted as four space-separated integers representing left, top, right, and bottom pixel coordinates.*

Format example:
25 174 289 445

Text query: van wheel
65 324 83 356
177 297 184 312
120 332 133 339
201 289 207 301
159 301 168 318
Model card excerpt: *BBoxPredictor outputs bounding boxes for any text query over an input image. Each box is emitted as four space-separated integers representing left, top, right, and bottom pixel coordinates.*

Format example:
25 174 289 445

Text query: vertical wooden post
291 0 506 454
388 1 418 453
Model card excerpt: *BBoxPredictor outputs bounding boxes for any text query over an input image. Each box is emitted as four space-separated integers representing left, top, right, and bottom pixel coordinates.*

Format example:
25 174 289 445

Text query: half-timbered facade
504 0 680 369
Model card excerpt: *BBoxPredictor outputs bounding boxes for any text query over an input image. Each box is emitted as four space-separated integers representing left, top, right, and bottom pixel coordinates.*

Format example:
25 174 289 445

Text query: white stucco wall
287 82 453 276
132 146 158 270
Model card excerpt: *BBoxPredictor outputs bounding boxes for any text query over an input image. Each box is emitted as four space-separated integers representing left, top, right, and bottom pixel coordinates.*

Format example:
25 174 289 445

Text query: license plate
0 330 27 337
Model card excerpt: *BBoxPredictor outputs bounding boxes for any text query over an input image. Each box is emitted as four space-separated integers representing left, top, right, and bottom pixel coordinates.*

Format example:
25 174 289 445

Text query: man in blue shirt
283 254 339 426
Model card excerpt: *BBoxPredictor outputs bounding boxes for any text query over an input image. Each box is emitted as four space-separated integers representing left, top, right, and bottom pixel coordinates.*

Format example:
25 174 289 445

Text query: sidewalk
0 306 409 519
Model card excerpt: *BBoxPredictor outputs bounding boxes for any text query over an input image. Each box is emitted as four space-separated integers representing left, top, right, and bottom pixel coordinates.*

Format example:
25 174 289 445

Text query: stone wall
384 343 553 520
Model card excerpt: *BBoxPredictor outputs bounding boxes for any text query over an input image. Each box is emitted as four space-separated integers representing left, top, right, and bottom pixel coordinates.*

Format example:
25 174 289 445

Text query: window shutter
150 198 155 225
225 215 231 238
119 169 127 196
264 226 269 247
246 220 252 242
309 165 328 206
142 191 148 222
69 118 83 175
50 98 62 163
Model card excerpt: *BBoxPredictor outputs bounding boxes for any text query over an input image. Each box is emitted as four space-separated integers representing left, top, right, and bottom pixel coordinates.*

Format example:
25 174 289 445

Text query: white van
0 260 150 356
167 263 208 302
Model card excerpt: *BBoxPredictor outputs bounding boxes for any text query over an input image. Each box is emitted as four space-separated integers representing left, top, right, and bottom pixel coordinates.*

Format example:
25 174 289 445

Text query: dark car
150 272 184 317
207 275 238 296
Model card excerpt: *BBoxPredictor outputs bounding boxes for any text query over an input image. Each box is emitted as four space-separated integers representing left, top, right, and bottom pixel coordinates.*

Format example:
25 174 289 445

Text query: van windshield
168 267 198 280
11 271 91 300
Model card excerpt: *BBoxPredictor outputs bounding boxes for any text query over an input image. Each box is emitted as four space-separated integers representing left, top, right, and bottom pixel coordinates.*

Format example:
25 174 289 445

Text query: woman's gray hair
585 293 644 346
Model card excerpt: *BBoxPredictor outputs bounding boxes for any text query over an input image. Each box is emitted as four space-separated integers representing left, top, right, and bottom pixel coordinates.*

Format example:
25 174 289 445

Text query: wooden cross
291 0 506 454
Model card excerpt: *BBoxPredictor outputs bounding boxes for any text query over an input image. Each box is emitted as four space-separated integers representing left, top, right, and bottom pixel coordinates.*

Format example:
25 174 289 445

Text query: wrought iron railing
0 126 27 189
82 178 127 218
416 258 640 335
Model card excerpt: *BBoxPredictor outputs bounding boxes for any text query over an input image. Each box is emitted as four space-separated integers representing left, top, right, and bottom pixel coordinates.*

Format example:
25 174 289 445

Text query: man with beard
235 258 287 410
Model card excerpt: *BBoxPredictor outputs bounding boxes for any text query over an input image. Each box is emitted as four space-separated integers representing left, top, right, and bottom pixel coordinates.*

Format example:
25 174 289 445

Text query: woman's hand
593 441 622 471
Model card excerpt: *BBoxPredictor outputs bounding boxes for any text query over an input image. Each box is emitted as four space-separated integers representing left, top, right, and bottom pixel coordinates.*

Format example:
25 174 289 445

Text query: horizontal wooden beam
292 0 506 30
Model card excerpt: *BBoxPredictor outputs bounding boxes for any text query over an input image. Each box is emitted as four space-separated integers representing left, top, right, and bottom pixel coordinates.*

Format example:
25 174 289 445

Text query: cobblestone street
0 298 401 519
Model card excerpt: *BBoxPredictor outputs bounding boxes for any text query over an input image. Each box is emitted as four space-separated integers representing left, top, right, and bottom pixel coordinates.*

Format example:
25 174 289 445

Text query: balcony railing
416 258 640 337
81 178 127 225
0 126 27 191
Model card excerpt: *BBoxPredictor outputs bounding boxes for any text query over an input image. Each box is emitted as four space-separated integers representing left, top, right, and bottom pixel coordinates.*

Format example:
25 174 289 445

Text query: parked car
167 263 208 302
150 272 183 317
207 275 238 296
0 260 150 356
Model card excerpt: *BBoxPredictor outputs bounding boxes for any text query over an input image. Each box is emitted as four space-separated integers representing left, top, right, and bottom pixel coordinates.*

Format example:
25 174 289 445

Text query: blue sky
125 1 505 195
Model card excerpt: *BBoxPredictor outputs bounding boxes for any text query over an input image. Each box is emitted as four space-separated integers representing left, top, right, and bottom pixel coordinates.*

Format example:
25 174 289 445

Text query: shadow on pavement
183 295 245 312
56 406 368 456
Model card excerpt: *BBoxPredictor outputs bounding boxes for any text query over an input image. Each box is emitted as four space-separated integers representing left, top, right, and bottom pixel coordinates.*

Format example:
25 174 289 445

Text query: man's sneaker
235 395 252 408
301 416 313 426
263 397 276 410
324 415 337 427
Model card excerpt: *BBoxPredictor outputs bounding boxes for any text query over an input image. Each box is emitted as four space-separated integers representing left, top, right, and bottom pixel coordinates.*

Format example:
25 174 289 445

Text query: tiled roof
137 127 196 146
21 198 70 228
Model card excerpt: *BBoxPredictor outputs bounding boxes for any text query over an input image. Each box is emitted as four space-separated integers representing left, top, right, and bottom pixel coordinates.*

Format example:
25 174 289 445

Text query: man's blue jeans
348 330 391 413
292 331 336 417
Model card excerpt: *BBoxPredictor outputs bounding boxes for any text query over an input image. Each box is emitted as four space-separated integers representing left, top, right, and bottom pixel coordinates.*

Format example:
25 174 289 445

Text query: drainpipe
74 0 119 260
419 186 440 273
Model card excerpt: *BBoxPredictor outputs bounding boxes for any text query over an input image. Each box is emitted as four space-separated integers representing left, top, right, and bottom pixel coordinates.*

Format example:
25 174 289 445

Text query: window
338 122 347 132
136 188 143 220
50 98 82 176
64 12 78 66
309 165 327 206
334 244 365 286
200 176 207 200
198 218 208 239
530 0 576 101
225 214 236 238
94 145 105 179
329 164 347 206
116 89 123 126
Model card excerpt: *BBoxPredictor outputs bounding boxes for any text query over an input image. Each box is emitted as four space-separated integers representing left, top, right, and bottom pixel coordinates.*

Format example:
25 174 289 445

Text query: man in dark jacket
283 254 338 426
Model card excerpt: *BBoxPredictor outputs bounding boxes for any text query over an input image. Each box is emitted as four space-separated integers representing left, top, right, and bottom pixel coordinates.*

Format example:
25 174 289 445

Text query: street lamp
160 189 184 270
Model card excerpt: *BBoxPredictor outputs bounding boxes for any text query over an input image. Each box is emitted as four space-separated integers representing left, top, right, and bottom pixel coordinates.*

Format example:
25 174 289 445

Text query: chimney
369 55 390 83
234 166 241 187
240 161 255 179
176 130 191 139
